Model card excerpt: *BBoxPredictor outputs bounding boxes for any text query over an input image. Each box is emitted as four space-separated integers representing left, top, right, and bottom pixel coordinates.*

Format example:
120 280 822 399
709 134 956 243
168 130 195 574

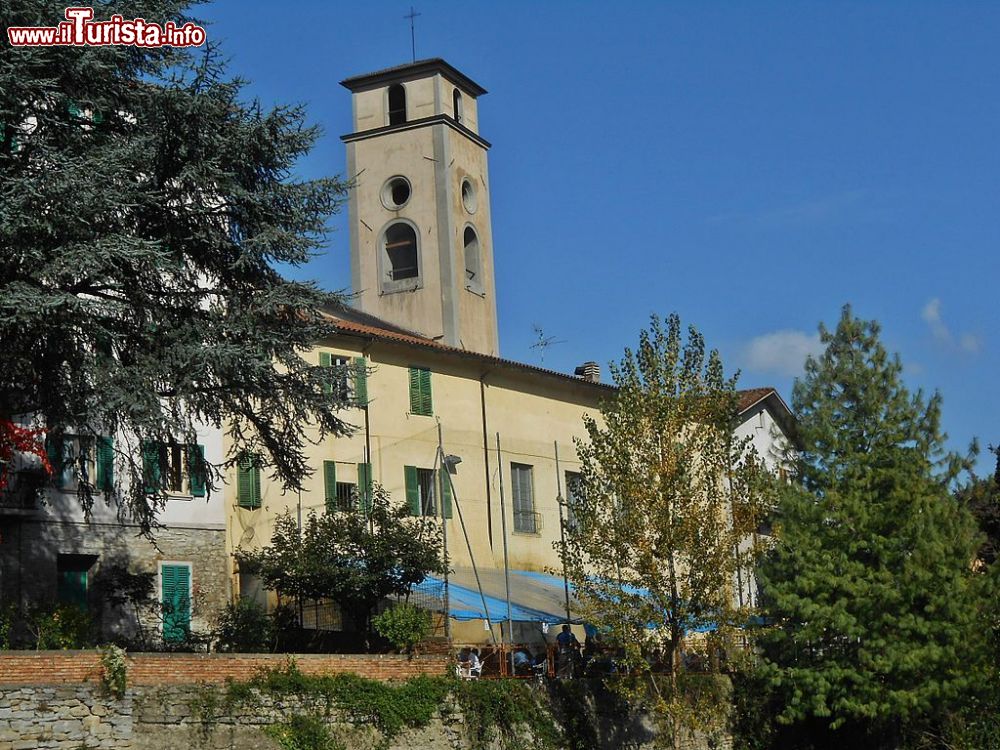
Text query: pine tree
956 445 1000 566
0 1 350 532
757 307 982 744
564 314 775 745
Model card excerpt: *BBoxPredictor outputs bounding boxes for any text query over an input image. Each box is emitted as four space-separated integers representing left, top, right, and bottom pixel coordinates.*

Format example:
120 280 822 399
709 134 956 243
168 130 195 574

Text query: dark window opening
564 471 582 532
453 88 463 124
336 482 357 513
388 84 407 126
142 440 204 496
391 180 410 206
511 463 537 533
161 442 184 493
417 468 437 516
57 554 96 610
464 226 481 287
384 223 419 281
331 356 352 401
461 179 477 214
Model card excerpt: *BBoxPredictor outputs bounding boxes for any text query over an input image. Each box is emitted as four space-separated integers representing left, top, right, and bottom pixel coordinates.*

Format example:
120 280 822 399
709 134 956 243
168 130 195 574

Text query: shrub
216 598 273 652
372 603 431 654
456 678 561 750
27 604 94 649
100 645 129 698
264 713 345 750
0 604 14 649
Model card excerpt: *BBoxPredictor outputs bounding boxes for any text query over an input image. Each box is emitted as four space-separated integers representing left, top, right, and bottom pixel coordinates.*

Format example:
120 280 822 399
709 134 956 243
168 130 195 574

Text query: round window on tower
461 178 477 215
381 176 412 210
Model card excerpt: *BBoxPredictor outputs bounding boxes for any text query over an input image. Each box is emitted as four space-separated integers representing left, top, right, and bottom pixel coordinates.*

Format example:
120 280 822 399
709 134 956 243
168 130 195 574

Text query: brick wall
0 651 449 686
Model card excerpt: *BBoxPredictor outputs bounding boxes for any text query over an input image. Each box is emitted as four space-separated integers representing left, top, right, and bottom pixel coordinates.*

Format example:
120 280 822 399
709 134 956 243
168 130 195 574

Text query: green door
161 564 191 643
57 569 88 609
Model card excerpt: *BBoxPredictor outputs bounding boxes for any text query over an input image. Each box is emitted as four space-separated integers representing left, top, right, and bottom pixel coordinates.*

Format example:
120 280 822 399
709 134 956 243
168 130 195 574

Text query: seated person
468 647 482 678
512 648 533 675
456 647 472 678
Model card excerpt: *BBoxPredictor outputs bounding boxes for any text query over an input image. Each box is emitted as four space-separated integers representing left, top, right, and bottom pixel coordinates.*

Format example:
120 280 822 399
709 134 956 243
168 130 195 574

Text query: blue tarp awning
411 567 583 624
411 567 740 634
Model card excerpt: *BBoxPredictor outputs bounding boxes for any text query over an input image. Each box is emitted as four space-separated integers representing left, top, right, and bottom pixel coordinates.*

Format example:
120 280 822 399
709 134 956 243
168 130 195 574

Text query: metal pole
436 422 451 642
297 489 304 628
363 373 373 531
443 464 497 645
496 432 514 676
554 442 572 624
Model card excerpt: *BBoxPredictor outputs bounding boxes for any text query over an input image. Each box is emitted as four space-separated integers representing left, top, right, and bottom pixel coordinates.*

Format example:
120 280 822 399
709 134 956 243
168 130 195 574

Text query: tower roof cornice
340 58 488 97
340 113 491 149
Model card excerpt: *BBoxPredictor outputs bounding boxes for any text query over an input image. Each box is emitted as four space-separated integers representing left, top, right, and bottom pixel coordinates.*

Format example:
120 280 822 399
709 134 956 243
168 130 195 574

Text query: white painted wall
28 420 226 531
731 397 793 609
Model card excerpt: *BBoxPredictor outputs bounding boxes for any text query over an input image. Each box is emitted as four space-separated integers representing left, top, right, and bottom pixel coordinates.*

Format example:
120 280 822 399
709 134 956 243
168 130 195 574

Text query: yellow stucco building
224 59 793 645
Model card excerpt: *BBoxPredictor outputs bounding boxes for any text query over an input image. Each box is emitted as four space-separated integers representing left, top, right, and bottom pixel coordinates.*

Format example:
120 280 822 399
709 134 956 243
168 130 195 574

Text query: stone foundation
0 652 730 750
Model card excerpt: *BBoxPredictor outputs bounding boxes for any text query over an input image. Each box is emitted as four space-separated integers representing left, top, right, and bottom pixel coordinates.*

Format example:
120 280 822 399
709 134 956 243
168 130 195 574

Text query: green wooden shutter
420 369 433 415
408 368 432 416
353 357 368 407
404 465 421 516
319 351 332 396
237 454 260 509
96 436 114 492
161 564 191 643
441 470 453 519
142 441 161 493
408 368 421 413
251 460 261 507
188 444 206 497
358 462 373 514
324 461 337 513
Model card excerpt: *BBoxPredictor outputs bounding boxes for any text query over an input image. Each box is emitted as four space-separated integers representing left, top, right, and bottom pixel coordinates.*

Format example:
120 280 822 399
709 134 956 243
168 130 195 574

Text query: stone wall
0 653 730 750
0 519 229 645
0 680 731 750
0 683 468 750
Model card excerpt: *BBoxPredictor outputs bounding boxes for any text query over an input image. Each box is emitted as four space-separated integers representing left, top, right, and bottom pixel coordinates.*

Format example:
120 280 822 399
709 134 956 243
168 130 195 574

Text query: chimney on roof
574 361 601 383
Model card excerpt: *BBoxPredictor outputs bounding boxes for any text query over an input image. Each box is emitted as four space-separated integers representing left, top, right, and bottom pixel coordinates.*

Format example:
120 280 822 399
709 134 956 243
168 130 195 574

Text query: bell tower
341 59 500 356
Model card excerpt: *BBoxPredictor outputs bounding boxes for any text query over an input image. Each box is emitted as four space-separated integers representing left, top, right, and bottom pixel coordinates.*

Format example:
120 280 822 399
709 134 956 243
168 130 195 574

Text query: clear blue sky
197 1 999 475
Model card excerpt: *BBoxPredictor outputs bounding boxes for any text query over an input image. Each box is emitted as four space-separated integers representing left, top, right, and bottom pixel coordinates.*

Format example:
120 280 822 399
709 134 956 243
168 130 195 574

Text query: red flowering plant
0 419 52 491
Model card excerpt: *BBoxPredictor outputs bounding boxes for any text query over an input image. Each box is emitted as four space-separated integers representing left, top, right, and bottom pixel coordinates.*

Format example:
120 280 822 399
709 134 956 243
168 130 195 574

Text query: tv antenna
529 324 565 363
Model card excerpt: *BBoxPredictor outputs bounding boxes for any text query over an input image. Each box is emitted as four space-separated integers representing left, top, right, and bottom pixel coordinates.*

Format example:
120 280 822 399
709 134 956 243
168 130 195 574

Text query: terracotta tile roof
737 387 780 413
317 305 790 419
317 306 614 393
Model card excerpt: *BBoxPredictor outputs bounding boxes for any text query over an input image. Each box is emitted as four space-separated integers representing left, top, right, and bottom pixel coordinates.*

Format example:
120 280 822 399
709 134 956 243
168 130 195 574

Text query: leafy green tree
564 314 776 747
757 306 983 745
239 485 445 635
0 0 350 532
372 603 433 654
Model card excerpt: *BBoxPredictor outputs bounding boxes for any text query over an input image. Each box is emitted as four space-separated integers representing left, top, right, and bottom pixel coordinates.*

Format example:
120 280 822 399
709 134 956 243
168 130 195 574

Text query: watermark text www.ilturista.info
7 7 206 47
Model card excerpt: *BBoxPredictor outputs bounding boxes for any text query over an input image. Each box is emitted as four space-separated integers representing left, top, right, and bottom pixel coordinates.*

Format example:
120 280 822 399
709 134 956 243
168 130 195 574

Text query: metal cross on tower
404 7 421 62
